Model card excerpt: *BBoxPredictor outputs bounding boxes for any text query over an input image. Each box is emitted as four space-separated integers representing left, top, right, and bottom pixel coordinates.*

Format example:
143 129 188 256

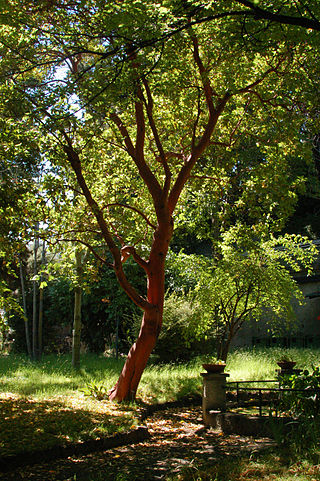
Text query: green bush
274 366 320 456
153 292 213 362
280 366 320 419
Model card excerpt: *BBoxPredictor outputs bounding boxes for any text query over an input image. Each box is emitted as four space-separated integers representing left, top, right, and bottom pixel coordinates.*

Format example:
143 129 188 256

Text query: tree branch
141 78 172 198
168 91 230 214
109 112 136 158
236 56 287 95
120 245 149 272
62 140 151 311
110 109 163 208
190 30 215 117
105 203 156 230
51 237 109 265
192 87 202 150
234 0 320 31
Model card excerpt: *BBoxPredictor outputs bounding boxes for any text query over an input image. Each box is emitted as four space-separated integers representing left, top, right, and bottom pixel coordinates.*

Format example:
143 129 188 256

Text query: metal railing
226 380 320 417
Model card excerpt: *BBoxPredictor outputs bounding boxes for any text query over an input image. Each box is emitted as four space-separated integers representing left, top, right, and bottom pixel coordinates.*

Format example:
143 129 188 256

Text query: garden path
0 405 274 480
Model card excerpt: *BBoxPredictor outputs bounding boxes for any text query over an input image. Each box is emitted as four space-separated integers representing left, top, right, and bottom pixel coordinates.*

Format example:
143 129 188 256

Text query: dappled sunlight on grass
1 370 78 396
0 353 124 397
1 348 320 462
3 348 318 402
0 392 138 457
0 353 137 457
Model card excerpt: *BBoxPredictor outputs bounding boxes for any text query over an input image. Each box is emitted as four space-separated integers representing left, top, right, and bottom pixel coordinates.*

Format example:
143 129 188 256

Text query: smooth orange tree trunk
108 308 160 401
109 227 168 401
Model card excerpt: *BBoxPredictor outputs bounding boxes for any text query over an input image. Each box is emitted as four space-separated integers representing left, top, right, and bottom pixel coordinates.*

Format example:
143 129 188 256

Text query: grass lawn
1 347 320 478
0 351 204 457
0 353 140 457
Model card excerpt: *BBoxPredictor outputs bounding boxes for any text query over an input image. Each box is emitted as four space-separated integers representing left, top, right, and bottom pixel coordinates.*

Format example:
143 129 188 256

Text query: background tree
72 248 85 369
187 225 317 361
0 77 42 350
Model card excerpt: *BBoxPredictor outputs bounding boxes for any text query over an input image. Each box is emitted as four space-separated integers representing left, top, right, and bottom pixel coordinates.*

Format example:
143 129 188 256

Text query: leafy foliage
80 380 108 401
270 366 320 456
281 366 320 419
185 225 317 359
153 292 212 362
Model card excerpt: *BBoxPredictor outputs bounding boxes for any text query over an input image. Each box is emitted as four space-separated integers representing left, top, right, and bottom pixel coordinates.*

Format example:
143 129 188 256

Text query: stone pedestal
201 372 229 425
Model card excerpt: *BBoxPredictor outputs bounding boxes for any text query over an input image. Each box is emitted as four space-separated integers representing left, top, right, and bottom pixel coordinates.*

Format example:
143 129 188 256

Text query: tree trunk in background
38 241 46 360
32 230 39 361
217 328 234 362
72 249 83 369
218 343 230 363
19 259 32 358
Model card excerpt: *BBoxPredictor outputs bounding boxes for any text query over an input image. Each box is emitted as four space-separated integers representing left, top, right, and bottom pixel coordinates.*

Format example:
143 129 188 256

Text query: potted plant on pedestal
277 356 296 371
202 357 226 373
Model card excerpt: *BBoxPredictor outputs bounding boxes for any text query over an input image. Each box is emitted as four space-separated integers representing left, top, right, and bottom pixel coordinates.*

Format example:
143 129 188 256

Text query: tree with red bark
0 1 316 400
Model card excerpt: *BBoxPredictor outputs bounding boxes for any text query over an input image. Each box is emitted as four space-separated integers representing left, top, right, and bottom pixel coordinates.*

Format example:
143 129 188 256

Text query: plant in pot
202 357 226 373
277 356 296 371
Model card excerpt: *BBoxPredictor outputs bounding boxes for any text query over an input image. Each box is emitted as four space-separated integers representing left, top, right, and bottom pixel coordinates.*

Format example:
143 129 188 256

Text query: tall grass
227 347 320 382
141 347 320 402
0 353 124 398
140 361 202 403
1 347 319 401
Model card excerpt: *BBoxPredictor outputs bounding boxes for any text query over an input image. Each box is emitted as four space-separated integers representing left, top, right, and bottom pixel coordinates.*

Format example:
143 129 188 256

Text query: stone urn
277 361 296 371
202 363 226 374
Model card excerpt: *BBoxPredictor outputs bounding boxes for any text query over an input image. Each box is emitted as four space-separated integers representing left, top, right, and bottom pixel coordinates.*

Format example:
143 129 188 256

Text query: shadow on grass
0 396 136 457
0 406 277 481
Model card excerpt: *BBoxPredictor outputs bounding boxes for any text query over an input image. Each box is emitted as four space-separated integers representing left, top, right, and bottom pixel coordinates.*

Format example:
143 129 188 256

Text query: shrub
153 292 213 362
274 366 320 456
280 366 320 419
